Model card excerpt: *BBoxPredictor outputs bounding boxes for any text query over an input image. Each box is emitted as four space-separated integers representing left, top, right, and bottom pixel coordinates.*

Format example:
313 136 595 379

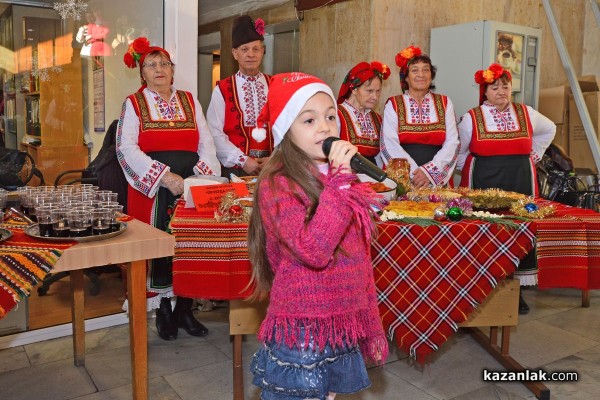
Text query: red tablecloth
534 200 600 290
170 202 252 300
0 220 76 318
372 219 536 362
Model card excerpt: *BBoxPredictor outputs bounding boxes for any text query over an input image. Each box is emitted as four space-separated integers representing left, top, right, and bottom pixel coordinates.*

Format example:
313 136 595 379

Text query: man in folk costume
206 15 273 177
117 37 221 340
380 46 459 188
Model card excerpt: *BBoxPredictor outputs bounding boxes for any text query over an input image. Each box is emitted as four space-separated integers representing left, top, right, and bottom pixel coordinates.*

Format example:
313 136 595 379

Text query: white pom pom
252 127 267 142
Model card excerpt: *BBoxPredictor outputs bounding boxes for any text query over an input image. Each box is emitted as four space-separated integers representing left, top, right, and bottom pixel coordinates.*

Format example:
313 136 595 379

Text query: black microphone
322 137 387 182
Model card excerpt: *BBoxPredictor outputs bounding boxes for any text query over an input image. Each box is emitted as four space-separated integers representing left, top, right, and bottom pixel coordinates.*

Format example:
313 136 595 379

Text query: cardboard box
539 86 569 125
539 76 600 158
568 81 600 173
539 86 570 154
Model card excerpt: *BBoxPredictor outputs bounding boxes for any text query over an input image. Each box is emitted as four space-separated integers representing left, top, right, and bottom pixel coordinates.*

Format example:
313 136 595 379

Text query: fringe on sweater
325 169 382 242
258 311 389 366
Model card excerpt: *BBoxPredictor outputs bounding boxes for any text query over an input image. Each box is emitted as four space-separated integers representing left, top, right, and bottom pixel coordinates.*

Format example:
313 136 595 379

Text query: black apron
403 144 442 167
147 150 198 289
471 154 533 196
471 154 536 277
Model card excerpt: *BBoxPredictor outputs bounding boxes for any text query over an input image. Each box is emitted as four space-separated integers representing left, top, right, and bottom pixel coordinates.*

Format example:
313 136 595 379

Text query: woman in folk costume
116 37 221 340
380 46 460 188
337 61 390 165
457 63 555 313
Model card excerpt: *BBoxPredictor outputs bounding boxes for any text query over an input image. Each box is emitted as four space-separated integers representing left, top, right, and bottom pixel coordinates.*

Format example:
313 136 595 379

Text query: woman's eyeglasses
143 61 173 69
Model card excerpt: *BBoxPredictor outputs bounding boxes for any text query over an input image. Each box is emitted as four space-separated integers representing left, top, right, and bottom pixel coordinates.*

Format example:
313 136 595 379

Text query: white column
164 0 199 99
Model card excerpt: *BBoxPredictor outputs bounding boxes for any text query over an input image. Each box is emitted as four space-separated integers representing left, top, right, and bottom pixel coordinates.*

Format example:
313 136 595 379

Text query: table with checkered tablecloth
372 219 536 362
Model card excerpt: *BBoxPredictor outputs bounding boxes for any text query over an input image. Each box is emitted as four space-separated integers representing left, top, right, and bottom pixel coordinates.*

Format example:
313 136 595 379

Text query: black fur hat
232 15 264 48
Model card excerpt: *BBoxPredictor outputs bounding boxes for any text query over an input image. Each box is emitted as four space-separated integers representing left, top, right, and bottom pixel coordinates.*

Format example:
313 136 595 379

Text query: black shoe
156 297 178 340
174 297 209 336
519 293 530 315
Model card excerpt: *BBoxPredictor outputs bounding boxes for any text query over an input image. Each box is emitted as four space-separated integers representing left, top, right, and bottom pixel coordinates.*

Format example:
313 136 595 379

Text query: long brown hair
246 134 324 300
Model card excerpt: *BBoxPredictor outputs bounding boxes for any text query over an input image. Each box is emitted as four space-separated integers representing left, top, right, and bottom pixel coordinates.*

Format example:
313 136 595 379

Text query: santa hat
232 15 265 48
252 72 336 147
337 61 391 104
474 63 512 105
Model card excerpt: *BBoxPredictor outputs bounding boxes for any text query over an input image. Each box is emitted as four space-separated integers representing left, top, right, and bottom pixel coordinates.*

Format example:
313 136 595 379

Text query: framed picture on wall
92 56 105 132
495 31 523 91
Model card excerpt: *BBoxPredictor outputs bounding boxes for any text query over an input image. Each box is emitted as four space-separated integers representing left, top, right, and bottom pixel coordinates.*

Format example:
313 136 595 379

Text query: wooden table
170 203 548 399
52 218 175 400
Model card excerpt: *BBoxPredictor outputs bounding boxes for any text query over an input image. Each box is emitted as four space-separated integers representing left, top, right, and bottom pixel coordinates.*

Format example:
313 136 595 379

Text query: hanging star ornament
53 0 88 21
31 51 50 82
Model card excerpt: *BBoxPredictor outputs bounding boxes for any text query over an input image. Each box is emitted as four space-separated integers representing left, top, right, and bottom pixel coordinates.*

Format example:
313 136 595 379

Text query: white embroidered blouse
456 101 556 170
206 71 269 168
380 92 460 186
117 87 220 198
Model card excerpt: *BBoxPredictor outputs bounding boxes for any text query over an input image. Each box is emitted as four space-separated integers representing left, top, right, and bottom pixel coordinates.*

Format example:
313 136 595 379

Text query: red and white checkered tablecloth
372 219 536 362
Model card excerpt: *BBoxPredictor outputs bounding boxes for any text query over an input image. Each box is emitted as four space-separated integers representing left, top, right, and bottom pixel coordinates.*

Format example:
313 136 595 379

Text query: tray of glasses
0 228 13 244
24 222 128 243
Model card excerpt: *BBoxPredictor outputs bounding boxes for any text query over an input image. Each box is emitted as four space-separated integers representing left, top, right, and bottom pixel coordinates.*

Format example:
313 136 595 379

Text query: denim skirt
250 328 371 400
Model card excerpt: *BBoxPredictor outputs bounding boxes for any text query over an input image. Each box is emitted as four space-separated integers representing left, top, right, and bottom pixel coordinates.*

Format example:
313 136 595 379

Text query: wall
299 0 590 114
217 1 298 79
582 0 600 77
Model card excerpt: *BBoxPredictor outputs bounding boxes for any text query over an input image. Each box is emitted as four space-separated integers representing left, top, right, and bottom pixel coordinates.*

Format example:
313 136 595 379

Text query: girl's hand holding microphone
325 138 358 174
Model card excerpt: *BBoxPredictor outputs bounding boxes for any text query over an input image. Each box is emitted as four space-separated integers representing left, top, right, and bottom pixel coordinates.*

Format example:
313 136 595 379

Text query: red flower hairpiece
371 61 391 80
474 63 508 85
124 37 150 69
254 18 265 36
395 46 422 70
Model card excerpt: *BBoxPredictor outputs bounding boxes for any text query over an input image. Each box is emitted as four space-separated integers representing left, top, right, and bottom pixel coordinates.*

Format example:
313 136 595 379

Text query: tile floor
0 287 599 400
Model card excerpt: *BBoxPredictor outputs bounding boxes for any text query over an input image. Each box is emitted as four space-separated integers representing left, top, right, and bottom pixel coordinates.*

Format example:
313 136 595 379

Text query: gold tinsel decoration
462 188 526 210
509 198 555 219
214 192 251 223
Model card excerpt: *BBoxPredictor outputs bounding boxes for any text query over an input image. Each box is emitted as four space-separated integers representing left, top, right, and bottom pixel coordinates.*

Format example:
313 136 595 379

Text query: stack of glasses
15 185 124 238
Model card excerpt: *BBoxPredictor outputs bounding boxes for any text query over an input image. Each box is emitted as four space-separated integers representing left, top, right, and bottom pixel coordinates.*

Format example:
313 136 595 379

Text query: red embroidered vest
128 90 199 153
391 93 448 146
468 103 533 156
337 106 382 157
217 75 273 157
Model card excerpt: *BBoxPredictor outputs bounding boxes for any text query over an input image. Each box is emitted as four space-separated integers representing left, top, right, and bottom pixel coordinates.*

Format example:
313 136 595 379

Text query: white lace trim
121 289 175 313
514 272 538 287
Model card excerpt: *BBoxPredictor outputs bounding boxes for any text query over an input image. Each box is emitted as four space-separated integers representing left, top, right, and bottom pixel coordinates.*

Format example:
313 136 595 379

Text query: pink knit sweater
256 170 389 365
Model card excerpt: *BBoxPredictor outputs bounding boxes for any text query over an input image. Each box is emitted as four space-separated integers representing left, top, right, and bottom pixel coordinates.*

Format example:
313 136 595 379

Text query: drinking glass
0 189 7 211
92 208 111 235
107 204 124 232
36 205 56 237
51 208 70 237
67 210 92 237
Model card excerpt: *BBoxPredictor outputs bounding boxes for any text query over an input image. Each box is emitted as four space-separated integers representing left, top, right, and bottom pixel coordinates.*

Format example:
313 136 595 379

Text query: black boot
174 297 208 336
519 293 530 315
155 297 178 340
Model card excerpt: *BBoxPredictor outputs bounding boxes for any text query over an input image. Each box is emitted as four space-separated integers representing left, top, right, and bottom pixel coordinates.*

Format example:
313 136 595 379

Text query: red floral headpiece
395 45 422 73
475 63 512 105
474 63 510 85
123 36 171 69
337 61 390 103
254 18 265 36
